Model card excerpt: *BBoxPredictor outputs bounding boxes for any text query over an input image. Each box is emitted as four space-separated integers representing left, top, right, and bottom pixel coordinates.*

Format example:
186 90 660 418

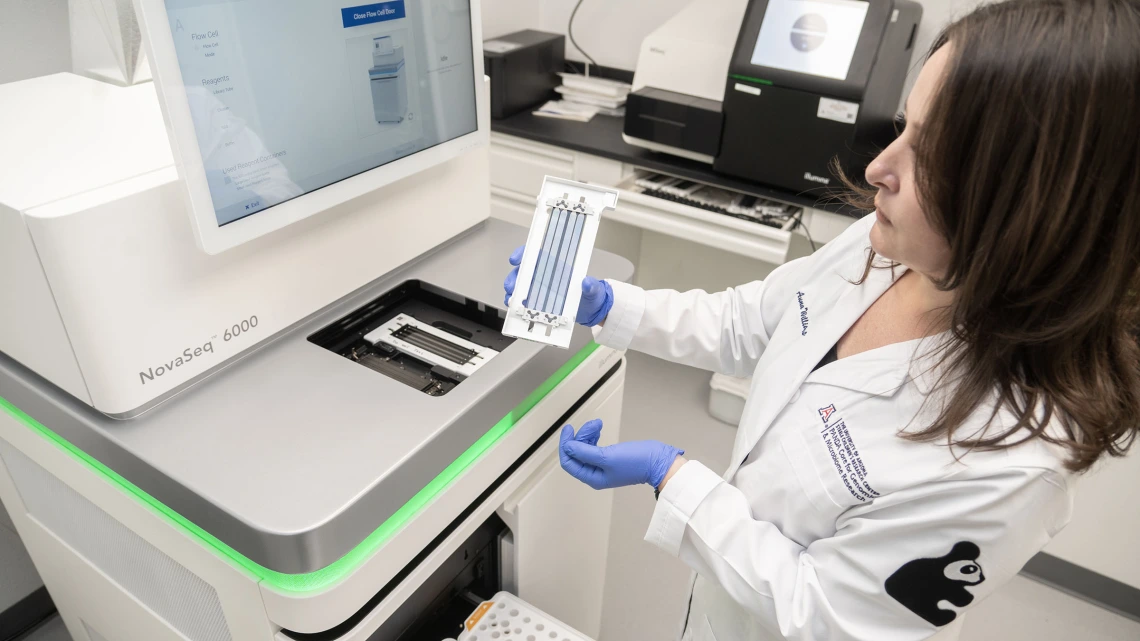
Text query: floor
16 616 69 641
12 352 1140 641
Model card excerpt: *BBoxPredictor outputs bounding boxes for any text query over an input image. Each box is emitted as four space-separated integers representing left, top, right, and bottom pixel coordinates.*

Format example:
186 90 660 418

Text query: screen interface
749 0 869 81
164 0 478 226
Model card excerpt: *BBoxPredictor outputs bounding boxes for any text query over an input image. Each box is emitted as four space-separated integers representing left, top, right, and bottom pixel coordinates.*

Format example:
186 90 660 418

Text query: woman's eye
894 113 907 136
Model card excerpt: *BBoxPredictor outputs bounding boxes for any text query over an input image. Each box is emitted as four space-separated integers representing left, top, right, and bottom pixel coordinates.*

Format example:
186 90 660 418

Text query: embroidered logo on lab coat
818 404 836 422
885 542 986 626
796 291 810 335
817 404 880 502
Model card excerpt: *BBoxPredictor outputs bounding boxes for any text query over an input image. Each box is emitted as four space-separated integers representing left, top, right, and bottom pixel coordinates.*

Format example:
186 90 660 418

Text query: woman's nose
865 148 901 194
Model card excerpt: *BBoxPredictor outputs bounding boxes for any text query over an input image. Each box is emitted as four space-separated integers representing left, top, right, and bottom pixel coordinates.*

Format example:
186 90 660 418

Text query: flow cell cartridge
503 176 618 348
365 314 498 379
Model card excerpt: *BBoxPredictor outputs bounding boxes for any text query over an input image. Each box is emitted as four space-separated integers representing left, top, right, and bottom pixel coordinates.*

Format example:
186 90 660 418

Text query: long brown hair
845 0 1140 472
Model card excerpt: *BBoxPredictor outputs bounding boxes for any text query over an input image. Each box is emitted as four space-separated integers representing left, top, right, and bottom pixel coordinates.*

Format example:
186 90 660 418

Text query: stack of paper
532 73 633 121
533 100 601 122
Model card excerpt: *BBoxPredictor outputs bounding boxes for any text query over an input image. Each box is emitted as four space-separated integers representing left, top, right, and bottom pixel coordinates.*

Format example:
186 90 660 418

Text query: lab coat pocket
780 431 844 514
784 422 879 510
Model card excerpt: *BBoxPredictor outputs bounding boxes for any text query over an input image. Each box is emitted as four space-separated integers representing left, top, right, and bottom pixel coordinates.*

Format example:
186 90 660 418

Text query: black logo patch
885 541 985 626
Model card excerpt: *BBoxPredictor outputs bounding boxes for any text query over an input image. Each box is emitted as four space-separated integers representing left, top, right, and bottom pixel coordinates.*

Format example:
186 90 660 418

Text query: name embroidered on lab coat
818 404 881 502
796 291 810 335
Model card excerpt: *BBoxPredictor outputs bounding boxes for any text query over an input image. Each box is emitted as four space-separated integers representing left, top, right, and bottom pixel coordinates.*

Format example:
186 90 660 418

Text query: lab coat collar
804 254 955 399
804 331 954 398
908 332 957 396
809 257 905 362
728 259 905 477
803 341 914 397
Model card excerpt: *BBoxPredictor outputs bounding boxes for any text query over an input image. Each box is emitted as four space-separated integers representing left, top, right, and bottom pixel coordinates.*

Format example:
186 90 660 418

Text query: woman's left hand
559 419 684 491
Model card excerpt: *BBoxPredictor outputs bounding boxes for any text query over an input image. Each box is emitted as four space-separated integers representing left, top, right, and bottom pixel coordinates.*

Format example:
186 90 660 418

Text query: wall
0 0 71 85
480 0 542 39
535 0 692 71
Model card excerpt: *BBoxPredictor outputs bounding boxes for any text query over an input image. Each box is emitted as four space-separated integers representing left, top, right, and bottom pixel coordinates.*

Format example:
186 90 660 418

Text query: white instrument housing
0 72 489 417
621 0 749 161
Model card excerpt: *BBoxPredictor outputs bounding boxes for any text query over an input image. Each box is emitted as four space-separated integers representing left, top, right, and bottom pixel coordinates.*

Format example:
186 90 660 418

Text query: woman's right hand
503 245 613 327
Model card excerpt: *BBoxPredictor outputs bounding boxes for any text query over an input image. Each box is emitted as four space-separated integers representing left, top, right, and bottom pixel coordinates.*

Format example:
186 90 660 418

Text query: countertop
491 111 860 217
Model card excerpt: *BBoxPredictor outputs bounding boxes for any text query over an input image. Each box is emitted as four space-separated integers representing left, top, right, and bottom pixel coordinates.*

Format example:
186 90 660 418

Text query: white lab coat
593 214 1074 641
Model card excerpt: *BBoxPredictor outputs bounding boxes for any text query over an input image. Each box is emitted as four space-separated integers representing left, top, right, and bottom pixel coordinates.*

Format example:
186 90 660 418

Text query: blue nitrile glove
503 246 614 327
558 419 684 490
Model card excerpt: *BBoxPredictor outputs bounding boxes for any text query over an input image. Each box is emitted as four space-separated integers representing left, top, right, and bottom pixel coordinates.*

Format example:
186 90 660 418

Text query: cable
796 210 818 252
568 0 598 75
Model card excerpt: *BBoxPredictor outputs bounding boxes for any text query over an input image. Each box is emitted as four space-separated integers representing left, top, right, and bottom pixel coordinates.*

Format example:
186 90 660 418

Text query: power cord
568 0 598 75
796 210 818 252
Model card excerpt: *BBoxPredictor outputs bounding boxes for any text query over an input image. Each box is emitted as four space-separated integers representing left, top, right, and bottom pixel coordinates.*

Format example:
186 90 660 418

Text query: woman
503 0 1140 638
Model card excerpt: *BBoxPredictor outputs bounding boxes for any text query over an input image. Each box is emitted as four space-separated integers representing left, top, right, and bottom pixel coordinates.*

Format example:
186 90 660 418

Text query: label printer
624 0 922 195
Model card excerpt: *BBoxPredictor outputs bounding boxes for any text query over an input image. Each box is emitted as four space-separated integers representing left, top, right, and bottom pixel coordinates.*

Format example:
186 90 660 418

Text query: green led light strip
0 341 599 593
729 74 774 86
